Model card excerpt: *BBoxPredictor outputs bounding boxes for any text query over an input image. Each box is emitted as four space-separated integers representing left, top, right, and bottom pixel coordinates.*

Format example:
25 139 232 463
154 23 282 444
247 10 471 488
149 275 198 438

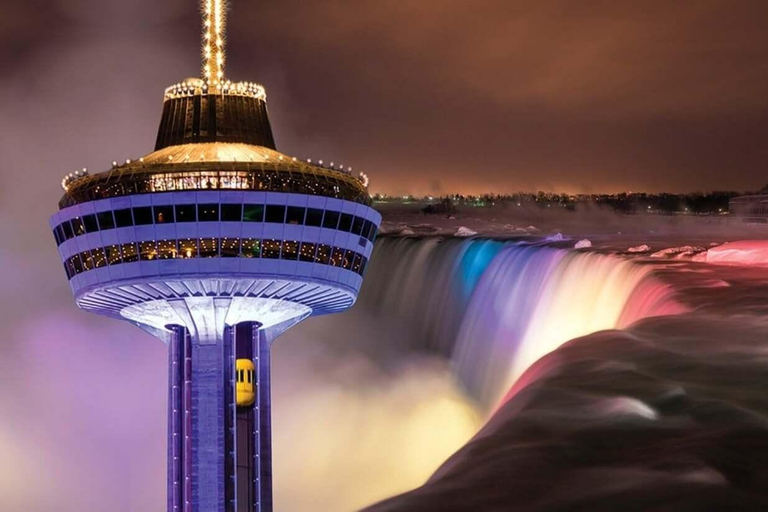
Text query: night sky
4 0 768 197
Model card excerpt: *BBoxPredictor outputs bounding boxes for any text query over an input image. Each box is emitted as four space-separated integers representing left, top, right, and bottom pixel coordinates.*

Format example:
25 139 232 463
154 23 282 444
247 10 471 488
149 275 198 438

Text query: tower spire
203 0 226 86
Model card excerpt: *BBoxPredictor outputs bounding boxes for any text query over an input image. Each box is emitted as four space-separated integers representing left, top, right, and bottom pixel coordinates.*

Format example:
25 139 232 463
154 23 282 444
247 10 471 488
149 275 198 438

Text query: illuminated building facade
49 2 380 511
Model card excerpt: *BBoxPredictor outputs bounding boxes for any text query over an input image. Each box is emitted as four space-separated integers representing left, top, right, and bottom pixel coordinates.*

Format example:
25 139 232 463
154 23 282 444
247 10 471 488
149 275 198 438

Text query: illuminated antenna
202 0 226 87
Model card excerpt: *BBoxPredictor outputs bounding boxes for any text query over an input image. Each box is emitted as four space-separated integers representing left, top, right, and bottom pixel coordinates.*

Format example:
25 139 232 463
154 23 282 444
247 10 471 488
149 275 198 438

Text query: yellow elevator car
236 359 255 407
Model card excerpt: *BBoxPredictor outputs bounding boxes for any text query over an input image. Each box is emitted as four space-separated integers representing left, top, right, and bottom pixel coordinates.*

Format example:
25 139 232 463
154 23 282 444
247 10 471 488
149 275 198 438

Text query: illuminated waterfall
360 238 685 409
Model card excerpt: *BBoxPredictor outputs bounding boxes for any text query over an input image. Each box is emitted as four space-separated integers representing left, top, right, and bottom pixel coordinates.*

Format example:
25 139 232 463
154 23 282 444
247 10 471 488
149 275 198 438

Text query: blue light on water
459 240 504 298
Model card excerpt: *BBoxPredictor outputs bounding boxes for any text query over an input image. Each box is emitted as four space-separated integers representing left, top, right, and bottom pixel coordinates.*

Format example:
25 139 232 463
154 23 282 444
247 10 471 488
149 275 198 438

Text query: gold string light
203 0 226 87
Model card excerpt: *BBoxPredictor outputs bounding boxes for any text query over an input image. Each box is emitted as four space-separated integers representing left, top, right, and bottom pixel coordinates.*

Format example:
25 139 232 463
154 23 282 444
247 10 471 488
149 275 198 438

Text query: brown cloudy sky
3 0 768 196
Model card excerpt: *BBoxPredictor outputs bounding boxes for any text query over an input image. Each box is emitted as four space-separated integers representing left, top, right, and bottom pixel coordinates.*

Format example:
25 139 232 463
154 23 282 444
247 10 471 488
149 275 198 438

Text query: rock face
365 315 768 512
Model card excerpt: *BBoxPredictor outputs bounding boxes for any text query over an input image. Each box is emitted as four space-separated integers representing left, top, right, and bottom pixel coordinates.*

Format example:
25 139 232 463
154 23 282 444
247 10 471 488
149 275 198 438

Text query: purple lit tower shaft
168 322 274 512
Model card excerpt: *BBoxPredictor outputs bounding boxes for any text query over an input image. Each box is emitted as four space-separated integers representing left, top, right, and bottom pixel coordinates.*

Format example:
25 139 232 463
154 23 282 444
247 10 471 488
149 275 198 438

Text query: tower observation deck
49 2 380 511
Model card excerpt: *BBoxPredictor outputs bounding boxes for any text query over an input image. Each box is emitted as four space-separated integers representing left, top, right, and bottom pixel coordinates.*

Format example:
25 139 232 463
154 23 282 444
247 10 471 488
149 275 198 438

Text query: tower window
179 239 198 258
241 239 261 258
114 208 134 228
62 221 74 240
121 243 139 262
71 217 86 236
330 247 345 267
157 240 178 259
265 205 286 223
261 239 281 259
83 214 99 233
105 245 122 265
322 211 339 230
55 225 66 245
199 238 219 257
305 208 323 227
316 244 332 265
153 205 175 224
139 241 158 261
351 216 364 235
299 242 317 262
286 207 306 225
338 213 353 232
97 211 115 230
243 204 264 222
133 207 153 226
198 204 220 222
221 238 240 258
175 204 196 222
221 204 243 222
282 241 299 260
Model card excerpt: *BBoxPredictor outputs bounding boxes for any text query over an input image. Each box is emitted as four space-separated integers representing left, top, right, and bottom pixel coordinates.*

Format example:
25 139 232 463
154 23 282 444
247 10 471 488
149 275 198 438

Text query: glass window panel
286 207 306 225
368 225 378 242
62 221 74 240
114 208 134 227
221 204 242 222
133 206 153 225
352 252 363 273
261 239 281 259
55 225 66 245
359 256 368 276
105 245 122 265
265 205 286 223
316 244 332 265
71 217 86 236
64 261 73 279
305 208 323 227
351 216 364 235
81 250 94 271
338 213 353 232
175 204 196 222
322 211 339 230
91 248 107 268
299 242 317 262
330 247 345 267
199 238 219 257
221 238 240 257
121 243 139 263
72 254 84 274
361 220 372 240
157 239 178 259
282 241 299 260
154 205 175 224
241 238 261 258
243 204 264 222
198 204 219 222
52 229 61 246
97 211 115 230
83 214 99 233
179 238 198 258
139 241 158 261
341 250 354 270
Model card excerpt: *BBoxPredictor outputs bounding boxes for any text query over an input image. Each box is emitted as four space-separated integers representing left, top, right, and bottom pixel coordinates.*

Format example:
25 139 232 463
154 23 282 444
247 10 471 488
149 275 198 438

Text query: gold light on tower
203 0 226 86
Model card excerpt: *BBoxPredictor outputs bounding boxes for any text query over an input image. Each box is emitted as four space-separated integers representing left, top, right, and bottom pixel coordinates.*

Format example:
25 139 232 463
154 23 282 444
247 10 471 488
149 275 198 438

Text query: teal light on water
459 240 504 299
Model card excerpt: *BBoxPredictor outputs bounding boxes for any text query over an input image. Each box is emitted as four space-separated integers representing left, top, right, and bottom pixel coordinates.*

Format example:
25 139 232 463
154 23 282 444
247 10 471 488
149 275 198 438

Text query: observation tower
49 1 380 510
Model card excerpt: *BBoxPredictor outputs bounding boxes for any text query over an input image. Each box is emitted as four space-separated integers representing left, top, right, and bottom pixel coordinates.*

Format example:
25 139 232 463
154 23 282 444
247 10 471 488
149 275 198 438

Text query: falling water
359 237 685 409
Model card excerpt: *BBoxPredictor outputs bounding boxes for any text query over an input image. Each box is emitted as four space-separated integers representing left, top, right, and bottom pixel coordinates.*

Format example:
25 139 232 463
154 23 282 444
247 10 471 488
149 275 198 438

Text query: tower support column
168 324 235 512
168 321 276 512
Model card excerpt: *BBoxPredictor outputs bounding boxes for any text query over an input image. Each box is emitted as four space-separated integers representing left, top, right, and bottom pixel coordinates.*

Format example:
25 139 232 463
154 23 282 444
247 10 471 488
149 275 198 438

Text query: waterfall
359 237 685 409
